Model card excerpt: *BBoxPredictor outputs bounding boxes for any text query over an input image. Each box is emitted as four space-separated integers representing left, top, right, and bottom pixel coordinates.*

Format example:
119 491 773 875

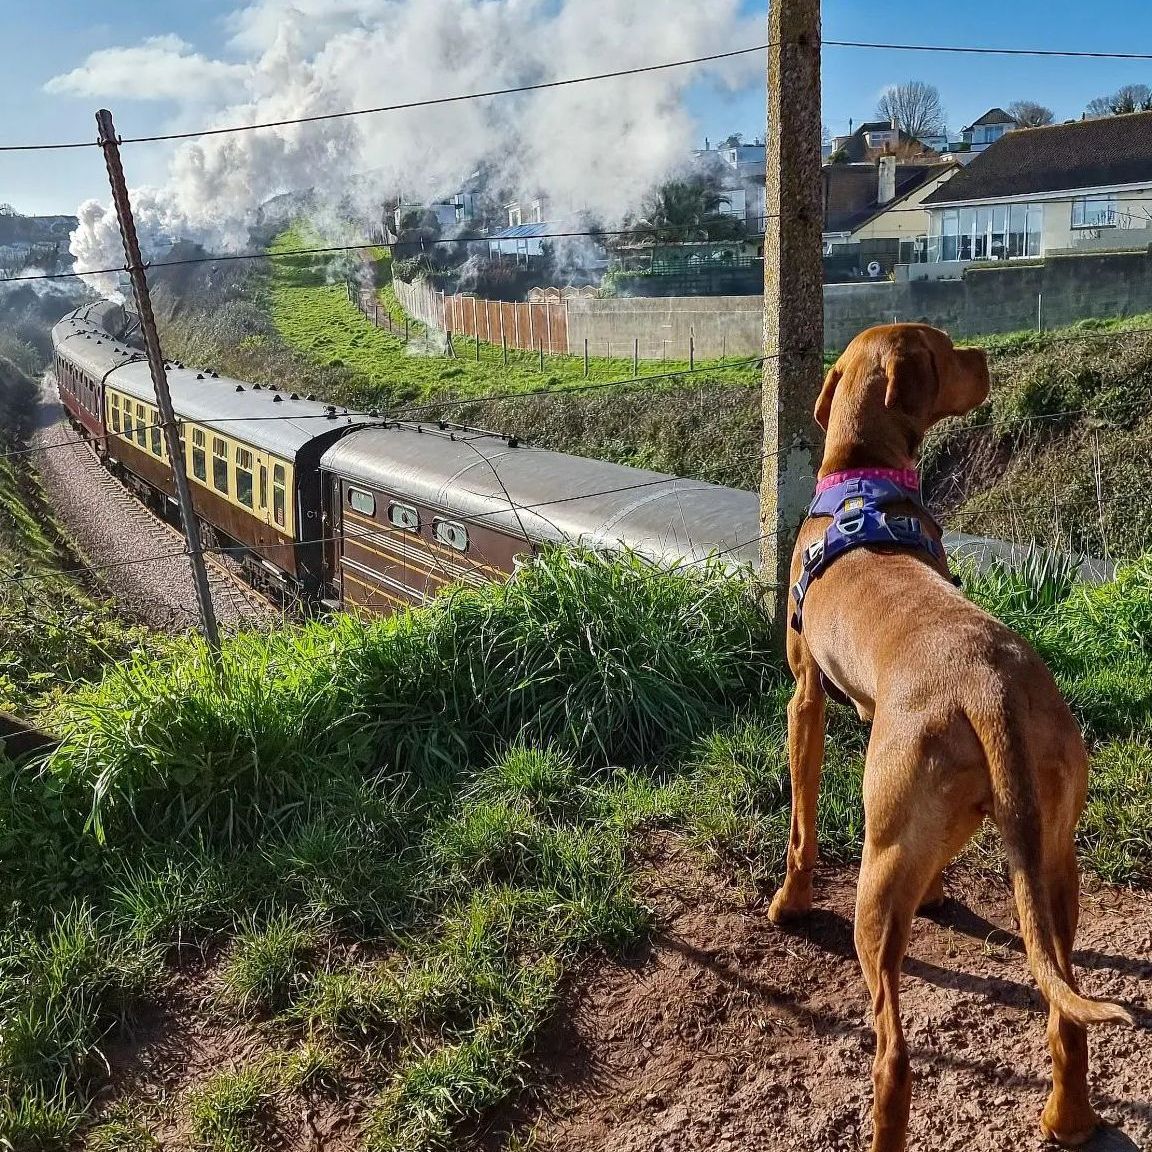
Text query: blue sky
5 0 1152 216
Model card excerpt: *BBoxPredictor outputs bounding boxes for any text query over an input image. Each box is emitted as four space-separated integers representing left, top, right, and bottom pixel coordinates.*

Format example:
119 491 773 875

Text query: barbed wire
17 318 1152 469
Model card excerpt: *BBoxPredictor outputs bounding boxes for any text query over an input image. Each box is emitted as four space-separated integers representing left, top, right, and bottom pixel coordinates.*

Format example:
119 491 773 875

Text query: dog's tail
978 712 1134 1029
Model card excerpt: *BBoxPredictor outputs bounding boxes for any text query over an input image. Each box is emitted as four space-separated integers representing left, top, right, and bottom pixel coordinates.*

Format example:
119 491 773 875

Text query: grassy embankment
0 356 147 716
0 545 1149 1150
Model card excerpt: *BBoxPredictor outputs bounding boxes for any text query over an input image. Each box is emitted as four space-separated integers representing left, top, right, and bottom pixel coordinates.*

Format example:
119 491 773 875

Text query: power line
11 198 1152 288
0 45 770 154
824 39 1152 61
6 38 1152 155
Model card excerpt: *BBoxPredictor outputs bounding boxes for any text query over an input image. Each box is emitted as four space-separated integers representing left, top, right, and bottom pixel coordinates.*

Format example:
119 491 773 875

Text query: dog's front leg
769 646 827 923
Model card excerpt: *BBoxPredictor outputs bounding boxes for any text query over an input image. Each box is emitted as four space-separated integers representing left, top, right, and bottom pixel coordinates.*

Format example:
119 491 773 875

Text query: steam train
51 302 764 614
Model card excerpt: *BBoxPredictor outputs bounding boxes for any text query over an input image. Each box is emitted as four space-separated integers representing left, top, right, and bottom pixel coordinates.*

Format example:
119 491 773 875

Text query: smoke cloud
49 0 761 297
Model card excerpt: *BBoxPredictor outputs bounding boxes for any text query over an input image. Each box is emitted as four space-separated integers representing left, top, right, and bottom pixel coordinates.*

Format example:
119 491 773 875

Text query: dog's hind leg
856 726 985 1152
768 647 826 924
1040 849 1099 1146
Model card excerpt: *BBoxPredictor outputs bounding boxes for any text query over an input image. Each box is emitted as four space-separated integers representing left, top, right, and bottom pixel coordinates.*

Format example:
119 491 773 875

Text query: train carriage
319 424 763 616
52 308 371 596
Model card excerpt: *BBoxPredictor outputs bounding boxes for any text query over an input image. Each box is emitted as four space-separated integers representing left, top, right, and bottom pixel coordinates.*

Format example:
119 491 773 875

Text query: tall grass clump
47 549 773 850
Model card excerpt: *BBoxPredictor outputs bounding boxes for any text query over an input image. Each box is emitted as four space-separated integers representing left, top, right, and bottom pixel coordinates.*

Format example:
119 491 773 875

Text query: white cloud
45 34 248 103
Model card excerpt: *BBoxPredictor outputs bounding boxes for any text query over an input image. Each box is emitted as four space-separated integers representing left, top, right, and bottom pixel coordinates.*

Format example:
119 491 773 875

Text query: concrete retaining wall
565 296 763 360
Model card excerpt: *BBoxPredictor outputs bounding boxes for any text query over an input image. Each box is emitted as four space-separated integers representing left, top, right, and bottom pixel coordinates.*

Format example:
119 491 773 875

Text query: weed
0 1081 84 1151
186 1060 278 1152
216 910 320 1015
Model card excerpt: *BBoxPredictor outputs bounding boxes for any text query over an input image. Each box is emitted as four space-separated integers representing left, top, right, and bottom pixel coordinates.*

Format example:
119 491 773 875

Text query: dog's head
815 325 990 442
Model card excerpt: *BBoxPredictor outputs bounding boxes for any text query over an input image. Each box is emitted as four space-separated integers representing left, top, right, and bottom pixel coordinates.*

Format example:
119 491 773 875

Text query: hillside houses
916 110 1152 275
0 209 76 278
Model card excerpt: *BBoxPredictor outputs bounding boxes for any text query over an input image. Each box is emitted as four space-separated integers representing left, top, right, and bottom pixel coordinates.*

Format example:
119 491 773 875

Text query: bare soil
503 854 1152 1152
87 854 1150 1151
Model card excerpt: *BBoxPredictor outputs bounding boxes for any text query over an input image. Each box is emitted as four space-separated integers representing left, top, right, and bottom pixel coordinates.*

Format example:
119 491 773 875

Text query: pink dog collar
815 467 919 496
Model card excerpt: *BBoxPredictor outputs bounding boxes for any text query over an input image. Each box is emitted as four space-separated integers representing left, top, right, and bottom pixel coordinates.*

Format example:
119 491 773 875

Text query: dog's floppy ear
814 365 841 431
883 339 939 422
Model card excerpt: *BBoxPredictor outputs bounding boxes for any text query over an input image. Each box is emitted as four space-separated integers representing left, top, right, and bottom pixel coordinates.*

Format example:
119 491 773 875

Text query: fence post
447 331 456 358
476 332 481 361
502 329 509 367
405 318 410 343
689 334 695 371
584 338 589 378
633 337 639 378
1037 293 1044 334
538 341 544 372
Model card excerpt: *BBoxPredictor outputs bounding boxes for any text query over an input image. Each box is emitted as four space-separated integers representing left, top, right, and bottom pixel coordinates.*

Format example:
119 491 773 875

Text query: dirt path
509 855 1151 1152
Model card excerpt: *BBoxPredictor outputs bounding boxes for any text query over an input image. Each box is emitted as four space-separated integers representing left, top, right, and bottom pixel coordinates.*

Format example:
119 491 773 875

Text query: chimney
878 155 897 206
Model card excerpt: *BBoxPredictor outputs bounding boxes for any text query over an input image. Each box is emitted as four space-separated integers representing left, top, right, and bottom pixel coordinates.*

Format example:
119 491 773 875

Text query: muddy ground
505 855 1151 1152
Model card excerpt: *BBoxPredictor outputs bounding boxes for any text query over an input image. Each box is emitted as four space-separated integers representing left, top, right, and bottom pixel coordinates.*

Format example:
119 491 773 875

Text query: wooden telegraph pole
761 0 824 635
96 109 222 658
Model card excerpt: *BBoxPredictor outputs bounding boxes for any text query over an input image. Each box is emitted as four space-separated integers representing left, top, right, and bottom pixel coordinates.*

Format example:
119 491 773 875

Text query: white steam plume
49 0 762 298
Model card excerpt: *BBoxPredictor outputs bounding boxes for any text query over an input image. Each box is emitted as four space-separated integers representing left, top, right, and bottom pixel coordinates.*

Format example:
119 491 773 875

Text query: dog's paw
1040 1104 1101 1147
767 885 812 925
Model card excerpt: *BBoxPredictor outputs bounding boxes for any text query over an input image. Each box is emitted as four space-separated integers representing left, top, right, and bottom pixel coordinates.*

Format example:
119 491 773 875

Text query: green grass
263 226 764 408
1 544 1149 1148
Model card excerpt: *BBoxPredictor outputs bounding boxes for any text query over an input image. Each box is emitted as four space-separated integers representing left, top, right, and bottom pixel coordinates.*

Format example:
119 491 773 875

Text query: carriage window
258 465 268 510
272 464 286 528
433 519 468 552
135 404 147 447
235 446 254 508
123 404 133 438
212 436 229 494
191 428 207 482
388 503 419 531
110 394 121 434
348 488 375 516
150 416 163 457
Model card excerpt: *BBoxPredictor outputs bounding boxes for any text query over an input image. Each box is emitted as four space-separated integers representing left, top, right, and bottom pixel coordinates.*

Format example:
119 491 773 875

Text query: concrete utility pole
761 0 824 635
96 109 222 659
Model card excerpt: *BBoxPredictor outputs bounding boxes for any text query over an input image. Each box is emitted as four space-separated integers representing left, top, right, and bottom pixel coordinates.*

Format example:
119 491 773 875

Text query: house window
212 436 229 494
934 203 1043 261
235 446 254 508
348 488 376 516
272 464 287 528
135 404 147 448
1072 195 1116 229
191 428 207 482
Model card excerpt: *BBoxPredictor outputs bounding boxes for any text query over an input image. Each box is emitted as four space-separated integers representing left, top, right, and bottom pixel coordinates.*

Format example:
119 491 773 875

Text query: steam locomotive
52 302 764 614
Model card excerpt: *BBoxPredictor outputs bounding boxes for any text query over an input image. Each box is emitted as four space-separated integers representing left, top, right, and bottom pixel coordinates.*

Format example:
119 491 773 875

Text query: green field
263 228 765 408
1 546 1150 1149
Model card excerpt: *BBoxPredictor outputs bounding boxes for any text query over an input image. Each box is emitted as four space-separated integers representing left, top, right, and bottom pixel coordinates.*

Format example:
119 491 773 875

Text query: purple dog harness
790 467 948 637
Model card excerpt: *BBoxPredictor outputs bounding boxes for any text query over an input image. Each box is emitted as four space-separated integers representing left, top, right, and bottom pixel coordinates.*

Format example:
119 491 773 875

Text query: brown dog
767 324 1133 1152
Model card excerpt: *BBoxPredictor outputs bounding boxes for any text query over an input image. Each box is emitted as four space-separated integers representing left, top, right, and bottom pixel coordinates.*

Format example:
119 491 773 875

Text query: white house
918 111 1152 273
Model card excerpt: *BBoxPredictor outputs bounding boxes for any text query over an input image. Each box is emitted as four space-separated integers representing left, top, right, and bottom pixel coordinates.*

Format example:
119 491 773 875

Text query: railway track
33 381 279 633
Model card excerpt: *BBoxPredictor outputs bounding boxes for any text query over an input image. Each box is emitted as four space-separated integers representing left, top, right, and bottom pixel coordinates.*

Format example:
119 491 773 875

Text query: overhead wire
15 199 1152 287
5 37 1152 154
